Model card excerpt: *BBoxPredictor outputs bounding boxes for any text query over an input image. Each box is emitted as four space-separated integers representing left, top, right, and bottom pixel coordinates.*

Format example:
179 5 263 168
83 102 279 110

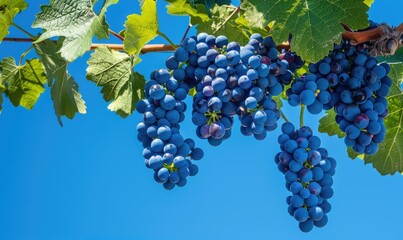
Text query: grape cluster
179 33 298 145
276 122 336 232
135 67 203 190
287 39 391 155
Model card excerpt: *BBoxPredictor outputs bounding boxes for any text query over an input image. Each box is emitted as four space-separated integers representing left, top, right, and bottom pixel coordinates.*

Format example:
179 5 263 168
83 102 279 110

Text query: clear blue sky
0 1 402 239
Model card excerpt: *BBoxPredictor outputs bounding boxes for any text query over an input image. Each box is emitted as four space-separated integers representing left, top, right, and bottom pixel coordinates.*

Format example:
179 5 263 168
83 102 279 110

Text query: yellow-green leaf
364 0 374 7
124 0 158 56
0 0 27 42
1 57 46 109
166 0 210 24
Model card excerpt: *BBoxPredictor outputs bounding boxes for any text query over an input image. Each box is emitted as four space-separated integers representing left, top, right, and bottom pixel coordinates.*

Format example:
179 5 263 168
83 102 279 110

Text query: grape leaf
86 46 146 118
196 3 271 44
0 57 46 109
318 110 346 138
364 0 374 7
248 0 369 62
192 0 231 17
34 40 86 125
166 0 210 24
0 83 5 112
93 0 119 39
196 5 246 43
0 0 27 42
32 0 118 61
124 0 158 56
363 64 403 175
377 48 403 64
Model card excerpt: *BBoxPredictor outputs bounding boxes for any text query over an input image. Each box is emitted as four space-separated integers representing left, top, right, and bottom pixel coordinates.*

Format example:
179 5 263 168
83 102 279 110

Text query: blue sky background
0 1 402 239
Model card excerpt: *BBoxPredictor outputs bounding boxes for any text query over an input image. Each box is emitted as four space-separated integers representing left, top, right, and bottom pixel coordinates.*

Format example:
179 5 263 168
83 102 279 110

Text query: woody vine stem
3 22 403 56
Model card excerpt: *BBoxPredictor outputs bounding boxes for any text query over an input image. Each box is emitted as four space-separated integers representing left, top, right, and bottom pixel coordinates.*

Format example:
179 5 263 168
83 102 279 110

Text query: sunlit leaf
32 0 118 61
0 0 27 41
86 46 145 117
124 0 158 56
1 57 46 109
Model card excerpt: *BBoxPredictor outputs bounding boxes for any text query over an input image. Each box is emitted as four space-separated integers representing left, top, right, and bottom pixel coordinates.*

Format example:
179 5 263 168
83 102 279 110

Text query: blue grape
301 37 391 156
277 123 335 232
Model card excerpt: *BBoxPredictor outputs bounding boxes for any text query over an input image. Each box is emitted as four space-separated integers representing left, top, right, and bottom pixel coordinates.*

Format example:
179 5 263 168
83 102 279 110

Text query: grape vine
0 0 403 233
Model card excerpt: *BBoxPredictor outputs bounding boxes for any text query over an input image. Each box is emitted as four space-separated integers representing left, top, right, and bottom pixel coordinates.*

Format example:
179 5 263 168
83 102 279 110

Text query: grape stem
108 29 124 42
11 23 37 40
278 109 290 123
18 45 34 66
157 31 177 50
180 23 192 44
299 105 305 128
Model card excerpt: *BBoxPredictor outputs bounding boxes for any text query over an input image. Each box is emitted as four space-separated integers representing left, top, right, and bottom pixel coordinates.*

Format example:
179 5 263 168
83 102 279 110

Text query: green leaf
124 0 158 56
238 1 267 31
92 0 119 39
0 0 27 41
166 0 210 24
363 64 403 175
364 0 374 7
86 46 146 118
193 0 230 17
196 3 271 44
0 57 46 109
196 5 249 44
318 110 346 138
32 0 118 61
248 0 369 62
0 83 5 112
34 40 86 125
377 48 403 64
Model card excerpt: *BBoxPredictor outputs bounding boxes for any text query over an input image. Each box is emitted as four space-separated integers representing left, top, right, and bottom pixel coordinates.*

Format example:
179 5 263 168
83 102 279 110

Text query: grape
277 123 336 232
296 37 392 155
182 33 302 145
136 54 206 189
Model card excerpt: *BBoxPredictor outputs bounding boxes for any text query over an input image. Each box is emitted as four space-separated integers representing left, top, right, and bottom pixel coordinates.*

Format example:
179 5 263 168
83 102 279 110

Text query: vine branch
2 22 402 54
